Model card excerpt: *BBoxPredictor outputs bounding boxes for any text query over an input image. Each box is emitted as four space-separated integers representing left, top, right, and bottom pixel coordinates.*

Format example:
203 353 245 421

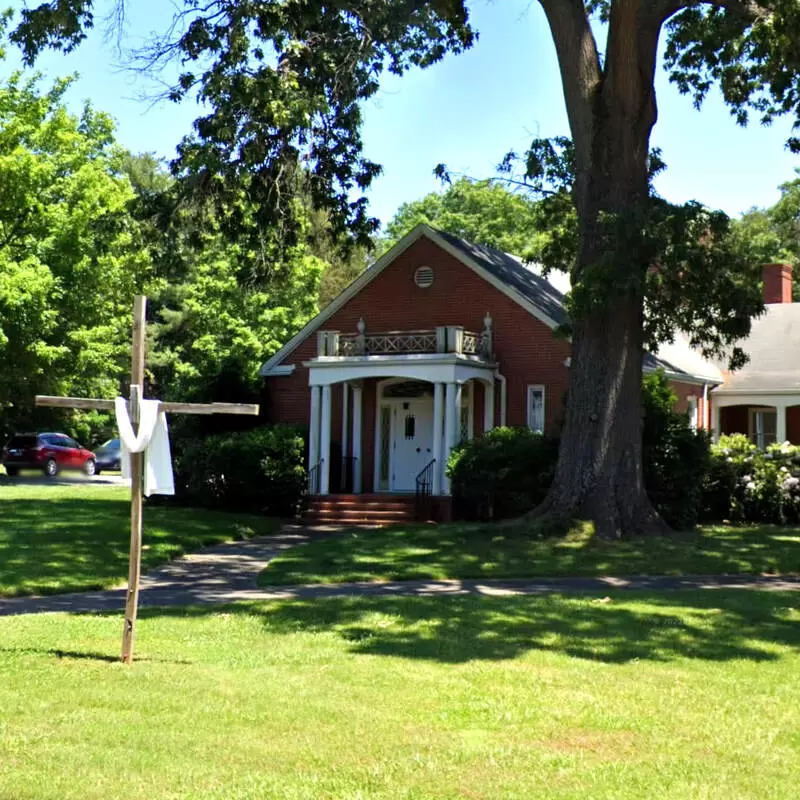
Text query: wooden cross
35 296 259 664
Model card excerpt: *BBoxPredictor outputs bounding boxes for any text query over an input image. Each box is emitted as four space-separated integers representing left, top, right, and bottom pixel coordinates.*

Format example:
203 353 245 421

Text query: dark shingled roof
433 227 722 384
434 229 570 328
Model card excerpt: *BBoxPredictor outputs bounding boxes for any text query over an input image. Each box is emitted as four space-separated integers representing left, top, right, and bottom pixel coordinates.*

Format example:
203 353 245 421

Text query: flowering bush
702 434 800 523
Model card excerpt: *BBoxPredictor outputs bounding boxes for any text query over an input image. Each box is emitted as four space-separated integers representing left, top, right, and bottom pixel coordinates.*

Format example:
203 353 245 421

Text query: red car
3 432 96 477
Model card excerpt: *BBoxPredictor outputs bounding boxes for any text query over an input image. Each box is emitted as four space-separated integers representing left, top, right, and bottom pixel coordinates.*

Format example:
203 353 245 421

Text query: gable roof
260 223 722 385
714 303 800 392
260 223 569 375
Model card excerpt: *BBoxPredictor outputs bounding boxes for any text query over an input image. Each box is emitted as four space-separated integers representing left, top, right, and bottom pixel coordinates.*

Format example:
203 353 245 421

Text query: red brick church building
260 224 729 518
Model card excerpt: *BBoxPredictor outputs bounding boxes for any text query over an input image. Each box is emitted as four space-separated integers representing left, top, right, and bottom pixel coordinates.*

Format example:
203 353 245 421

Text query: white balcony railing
317 317 494 361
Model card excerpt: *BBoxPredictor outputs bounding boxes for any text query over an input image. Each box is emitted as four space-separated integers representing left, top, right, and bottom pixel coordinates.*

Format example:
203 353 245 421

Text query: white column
777 402 788 445
308 385 321 492
320 385 332 495
483 379 495 433
341 383 350 459
352 384 363 493
712 399 722 442
443 382 461 495
432 382 444 495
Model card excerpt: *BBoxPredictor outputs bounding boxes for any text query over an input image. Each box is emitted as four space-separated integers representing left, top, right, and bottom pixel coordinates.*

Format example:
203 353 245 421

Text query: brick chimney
762 263 793 304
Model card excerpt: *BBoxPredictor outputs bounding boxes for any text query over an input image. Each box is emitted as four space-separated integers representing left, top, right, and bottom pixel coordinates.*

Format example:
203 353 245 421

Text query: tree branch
537 0 601 202
646 0 771 27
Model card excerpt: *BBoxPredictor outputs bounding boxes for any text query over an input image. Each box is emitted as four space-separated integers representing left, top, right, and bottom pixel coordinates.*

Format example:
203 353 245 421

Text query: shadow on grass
261 524 800 586
140 588 800 665
0 492 281 597
0 646 194 665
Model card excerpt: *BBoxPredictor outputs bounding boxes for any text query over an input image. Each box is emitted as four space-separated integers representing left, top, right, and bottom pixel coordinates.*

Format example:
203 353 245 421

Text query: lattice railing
329 324 492 359
339 330 437 356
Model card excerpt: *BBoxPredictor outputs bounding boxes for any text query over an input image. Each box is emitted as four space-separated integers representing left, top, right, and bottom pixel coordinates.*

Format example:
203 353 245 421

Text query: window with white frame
527 385 545 433
687 396 699 430
750 408 777 449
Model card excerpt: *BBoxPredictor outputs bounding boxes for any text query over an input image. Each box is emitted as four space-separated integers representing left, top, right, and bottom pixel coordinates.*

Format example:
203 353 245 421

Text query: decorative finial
483 311 492 333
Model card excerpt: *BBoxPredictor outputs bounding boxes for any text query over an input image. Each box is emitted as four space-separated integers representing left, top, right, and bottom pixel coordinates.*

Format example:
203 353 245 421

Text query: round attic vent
414 265 435 289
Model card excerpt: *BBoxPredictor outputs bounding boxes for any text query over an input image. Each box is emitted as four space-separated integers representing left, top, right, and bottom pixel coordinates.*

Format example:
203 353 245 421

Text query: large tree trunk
534 0 668 538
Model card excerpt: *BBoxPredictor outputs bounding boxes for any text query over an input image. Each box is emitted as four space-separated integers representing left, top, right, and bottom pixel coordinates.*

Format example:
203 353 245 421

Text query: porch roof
303 352 497 387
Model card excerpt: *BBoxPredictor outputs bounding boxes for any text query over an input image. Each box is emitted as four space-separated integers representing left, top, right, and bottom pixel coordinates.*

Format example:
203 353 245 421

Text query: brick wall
264 234 712 486
264 235 572 438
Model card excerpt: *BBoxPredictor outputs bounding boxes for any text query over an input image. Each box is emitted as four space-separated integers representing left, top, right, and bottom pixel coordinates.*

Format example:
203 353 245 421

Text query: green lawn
0 484 281 597
1 590 799 798
260 521 800 585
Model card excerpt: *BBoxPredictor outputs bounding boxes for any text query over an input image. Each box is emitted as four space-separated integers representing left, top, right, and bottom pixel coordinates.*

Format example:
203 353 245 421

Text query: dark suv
3 433 96 477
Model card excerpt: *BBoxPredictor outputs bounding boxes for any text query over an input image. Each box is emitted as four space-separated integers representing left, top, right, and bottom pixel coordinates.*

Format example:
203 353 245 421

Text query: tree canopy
0 70 150 441
11 0 800 536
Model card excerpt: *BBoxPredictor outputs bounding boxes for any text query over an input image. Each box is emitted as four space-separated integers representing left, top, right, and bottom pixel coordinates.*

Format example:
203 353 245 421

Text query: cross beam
35 295 260 663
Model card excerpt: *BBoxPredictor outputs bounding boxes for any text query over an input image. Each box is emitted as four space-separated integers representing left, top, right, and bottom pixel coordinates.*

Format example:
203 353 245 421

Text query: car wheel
5 467 18 477
94 468 102 476
83 459 96 477
44 458 58 478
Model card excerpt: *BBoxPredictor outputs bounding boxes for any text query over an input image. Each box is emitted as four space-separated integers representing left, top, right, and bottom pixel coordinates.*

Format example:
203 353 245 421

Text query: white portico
305 318 497 497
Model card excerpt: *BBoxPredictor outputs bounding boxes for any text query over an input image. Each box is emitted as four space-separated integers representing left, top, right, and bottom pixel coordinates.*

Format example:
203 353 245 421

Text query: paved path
1 526 799 617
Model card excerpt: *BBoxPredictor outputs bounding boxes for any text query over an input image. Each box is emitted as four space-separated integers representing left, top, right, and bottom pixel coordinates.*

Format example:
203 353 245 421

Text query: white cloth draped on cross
114 397 175 497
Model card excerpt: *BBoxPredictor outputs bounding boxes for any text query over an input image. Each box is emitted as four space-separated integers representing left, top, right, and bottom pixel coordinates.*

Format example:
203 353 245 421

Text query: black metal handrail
308 460 322 495
335 456 358 494
415 458 436 522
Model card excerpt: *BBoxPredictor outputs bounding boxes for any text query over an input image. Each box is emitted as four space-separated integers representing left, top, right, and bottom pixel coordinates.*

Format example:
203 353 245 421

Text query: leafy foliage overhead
0 69 150 440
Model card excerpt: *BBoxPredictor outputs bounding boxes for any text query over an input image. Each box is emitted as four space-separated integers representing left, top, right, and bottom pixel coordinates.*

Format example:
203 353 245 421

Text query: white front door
390 399 434 491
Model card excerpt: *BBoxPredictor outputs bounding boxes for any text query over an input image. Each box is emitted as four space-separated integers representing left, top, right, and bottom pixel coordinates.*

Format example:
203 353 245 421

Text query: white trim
373 378 437 494
712 388 800 396
341 383 349 459
261 364 296 377
352 385 363 493
320 385 332 495
526 384 546 433
687 395 699 430
432 382 444 495
643 363 718 386
496 372 507 427
749 406 778 449
305 354 496 389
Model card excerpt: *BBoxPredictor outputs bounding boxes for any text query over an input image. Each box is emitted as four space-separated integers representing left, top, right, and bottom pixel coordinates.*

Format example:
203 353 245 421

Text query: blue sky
13 0 800 228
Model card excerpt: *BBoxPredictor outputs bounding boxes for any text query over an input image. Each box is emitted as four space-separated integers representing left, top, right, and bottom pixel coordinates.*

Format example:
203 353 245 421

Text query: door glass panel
404 414 416 440
379 406 391 489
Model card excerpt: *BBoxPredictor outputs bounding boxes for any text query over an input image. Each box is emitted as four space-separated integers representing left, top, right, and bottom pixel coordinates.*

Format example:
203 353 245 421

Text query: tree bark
533 0 670 537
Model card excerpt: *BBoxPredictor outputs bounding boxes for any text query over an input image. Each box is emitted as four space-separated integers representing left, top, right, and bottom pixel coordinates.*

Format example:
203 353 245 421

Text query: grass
0 484 282 597
260 521 800 586
1 589 800 798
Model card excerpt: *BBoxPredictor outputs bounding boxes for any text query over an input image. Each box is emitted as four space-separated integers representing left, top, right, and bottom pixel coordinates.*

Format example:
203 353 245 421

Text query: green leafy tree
734 172 800 299
120 155 325 404
15 0 800 536
384 178 547 257
0 70 150 441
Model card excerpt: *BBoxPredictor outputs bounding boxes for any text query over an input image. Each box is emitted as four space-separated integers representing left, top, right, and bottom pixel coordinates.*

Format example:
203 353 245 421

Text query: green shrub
173 425 306 516
642 372 712 529
448 372 712 528
447 427 559 521
702 434 800 524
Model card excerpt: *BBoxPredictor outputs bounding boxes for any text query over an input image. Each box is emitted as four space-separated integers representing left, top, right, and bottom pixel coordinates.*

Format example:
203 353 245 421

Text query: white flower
746 481 757 492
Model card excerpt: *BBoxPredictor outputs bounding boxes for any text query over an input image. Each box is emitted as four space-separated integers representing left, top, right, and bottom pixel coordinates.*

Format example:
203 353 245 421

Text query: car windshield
7 435 38 448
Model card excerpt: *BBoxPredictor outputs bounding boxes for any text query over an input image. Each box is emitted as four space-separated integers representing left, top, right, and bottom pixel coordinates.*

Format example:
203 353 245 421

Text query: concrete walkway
1 526 799 617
